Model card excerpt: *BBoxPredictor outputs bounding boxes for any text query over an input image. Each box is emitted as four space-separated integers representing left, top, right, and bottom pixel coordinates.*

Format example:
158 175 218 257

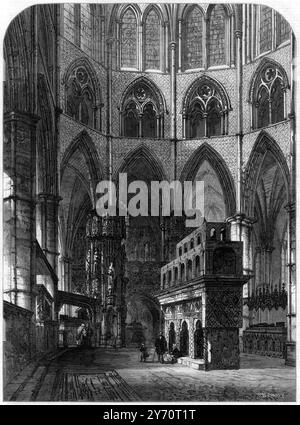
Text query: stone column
170 41 177 180
175 319 181 348
3 111 39 312
189 318 195 359
285 32 296 367
36 193 60 296
285 203 296 365
178 20 182 73
227 214 254 276
192 257 196 279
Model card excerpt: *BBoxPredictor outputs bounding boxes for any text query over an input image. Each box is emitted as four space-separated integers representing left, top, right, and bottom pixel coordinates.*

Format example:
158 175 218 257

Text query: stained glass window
259 6 272 53
184 7 203 70
276 13 290 46
80 4 92 55
64 4 76 44
144 9 160 70
121 9 137 68
208 5 226 66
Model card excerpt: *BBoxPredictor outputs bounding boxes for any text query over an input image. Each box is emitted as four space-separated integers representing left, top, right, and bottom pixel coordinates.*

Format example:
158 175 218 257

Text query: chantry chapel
3 3 296 388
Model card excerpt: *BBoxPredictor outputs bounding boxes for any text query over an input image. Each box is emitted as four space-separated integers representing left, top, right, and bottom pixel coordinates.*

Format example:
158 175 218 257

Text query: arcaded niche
157 221 249 370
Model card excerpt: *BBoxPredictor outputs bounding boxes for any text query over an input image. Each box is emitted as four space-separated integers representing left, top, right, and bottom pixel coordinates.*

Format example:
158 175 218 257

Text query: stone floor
4 348 296 402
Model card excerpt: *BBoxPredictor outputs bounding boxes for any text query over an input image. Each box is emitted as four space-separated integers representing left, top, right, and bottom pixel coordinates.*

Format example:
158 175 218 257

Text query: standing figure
76 323 86 347
139 343 149 362
155 332 167 363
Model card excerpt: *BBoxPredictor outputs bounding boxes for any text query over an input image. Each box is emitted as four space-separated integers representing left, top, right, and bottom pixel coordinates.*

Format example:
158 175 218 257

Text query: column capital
36 193 62 203
169 41 176 50
4 110 40 126
284 202 295 214
235 30 243 39
226 213 256 227
106 38 114 47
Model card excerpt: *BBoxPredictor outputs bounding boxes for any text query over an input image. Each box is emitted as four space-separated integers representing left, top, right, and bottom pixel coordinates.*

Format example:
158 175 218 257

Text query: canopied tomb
157 221 249 370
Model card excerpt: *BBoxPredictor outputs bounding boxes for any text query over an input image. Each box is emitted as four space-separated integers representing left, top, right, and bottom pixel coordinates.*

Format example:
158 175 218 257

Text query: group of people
139 332 181 364
76 322 93 348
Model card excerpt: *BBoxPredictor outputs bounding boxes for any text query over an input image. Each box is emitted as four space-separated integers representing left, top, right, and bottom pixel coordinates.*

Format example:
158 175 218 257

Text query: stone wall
3 302 35 387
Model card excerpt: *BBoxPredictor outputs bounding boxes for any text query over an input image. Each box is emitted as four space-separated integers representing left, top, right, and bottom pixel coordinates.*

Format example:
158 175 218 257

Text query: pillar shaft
3 111 39 312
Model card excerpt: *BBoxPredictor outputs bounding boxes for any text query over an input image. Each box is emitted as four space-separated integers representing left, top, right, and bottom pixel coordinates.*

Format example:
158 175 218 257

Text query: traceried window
252 63 288 129
121 79 165 138
144 9 161 70
259 6 272 54
66 66 96 128
183 6 203 70
184 77 229 139
276 13 290 46
208 5 227 67
121 8 138 69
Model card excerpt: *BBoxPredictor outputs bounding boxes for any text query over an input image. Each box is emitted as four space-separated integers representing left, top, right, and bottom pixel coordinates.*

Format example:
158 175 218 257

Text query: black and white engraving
2 2 296 403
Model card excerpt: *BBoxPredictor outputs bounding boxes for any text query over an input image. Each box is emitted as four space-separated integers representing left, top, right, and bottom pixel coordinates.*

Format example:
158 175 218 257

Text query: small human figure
139 343 149 362
76 323 86 347
155 332 167 363
171 344 181 364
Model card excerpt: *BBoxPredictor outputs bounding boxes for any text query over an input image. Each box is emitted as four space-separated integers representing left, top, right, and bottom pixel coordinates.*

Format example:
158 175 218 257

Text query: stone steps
177 356 205 370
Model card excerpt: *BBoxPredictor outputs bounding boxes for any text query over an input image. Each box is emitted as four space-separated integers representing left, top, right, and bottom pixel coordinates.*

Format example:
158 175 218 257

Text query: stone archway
180 321 189 356
194 320 204 359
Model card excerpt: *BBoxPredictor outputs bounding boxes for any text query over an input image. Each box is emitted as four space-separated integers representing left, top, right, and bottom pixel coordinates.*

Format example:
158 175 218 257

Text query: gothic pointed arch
61 130 103 193
120 77 166 138
114 143 167 183
183 75 231 138
243 131 290 217
180 142 236 218
63 58 102 130
249 58 289 129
